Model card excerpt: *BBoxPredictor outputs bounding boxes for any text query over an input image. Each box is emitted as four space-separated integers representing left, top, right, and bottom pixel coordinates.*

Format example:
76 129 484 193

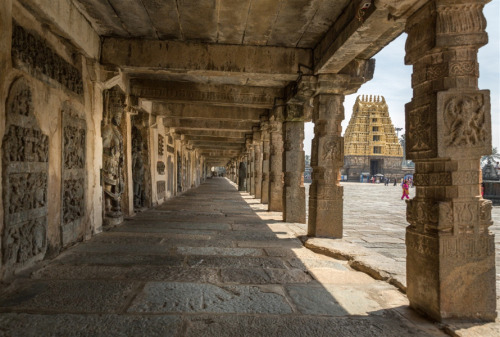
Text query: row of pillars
226 0 496 323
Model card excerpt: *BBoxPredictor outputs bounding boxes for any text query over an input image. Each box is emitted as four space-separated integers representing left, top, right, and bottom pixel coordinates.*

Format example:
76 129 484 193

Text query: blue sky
304 1 500 154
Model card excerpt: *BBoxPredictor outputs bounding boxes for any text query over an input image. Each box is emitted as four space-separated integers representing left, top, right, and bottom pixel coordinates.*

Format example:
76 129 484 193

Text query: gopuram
343 95 404 181
0 0 496 324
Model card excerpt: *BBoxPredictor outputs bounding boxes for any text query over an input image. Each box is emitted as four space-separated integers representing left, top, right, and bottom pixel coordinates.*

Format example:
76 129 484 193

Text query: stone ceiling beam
184 136 246 143
190 142 244 149
174 129 247 139
313 1 410 74
153 103 265 122
163 118 256 132
131 79 282 108
101 38 312 79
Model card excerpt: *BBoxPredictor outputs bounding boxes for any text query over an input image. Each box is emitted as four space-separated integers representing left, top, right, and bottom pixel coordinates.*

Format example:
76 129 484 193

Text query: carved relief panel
11 23 83 96
2 78 48 270
437 90 491 159
158 135 164 156
61 102 86 246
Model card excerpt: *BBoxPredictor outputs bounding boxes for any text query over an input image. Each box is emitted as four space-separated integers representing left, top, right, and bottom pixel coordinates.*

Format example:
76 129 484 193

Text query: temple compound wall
0 1 204 279
343 95 404 181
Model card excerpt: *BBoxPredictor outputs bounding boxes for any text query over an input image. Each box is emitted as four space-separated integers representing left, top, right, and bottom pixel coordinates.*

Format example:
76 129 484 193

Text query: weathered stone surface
220 268 312 285
128 282 292 314
181 313 442 337
0 280 139 312
186 256 285 269
176 247 263 257
57 251 185 266
0 313 181 337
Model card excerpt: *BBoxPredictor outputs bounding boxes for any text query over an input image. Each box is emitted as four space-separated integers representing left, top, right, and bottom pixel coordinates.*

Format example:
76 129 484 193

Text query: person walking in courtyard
401 179 410 200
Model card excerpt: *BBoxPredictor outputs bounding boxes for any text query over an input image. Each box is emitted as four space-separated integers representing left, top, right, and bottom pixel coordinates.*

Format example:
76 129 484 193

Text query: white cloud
304 2 500 154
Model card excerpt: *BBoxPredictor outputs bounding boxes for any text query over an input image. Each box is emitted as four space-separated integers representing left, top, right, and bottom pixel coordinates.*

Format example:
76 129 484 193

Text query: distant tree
481 147 500 167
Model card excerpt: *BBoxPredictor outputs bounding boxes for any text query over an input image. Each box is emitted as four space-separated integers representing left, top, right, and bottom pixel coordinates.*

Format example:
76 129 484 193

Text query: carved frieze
2 78 48 269
61 102 86 245
11 23 83 96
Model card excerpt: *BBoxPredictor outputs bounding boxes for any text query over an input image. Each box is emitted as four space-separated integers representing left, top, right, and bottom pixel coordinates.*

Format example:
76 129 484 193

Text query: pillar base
406 227 497 322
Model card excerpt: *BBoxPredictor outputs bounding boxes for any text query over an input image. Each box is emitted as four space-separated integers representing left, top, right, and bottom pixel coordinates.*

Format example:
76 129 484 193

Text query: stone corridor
0 178 446 336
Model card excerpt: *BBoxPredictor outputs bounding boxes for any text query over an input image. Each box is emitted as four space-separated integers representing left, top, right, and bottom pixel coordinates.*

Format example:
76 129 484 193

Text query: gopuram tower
343 95 403 181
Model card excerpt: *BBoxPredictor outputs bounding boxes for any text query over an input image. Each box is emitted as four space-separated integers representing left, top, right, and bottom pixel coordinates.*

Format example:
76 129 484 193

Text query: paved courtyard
0 178 446 336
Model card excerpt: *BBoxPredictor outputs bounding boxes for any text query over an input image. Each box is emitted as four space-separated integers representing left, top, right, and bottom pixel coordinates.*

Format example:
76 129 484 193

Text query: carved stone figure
132 127 146 209
102 87 125 225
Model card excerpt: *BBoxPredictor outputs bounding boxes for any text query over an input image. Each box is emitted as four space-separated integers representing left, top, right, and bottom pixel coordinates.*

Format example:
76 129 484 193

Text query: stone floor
0 178 447 336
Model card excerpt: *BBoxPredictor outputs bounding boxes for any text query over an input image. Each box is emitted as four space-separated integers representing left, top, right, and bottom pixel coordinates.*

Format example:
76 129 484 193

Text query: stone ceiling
72 0 349 47
66 0 426 165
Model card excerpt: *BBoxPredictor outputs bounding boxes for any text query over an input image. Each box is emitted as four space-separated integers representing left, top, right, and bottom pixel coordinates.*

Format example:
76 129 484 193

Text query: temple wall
0 1 103 277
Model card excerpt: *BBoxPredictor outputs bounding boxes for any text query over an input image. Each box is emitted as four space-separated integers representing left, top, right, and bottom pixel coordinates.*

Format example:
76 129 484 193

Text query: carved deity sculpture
132 136 145 208
102 89 125 224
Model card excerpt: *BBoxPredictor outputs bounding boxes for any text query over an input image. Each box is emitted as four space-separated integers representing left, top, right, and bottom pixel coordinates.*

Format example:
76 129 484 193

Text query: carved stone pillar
282 104 306 223
253 128 263 200
249 145 255 196
268 104 284 212
308 93 344 237
404 0 495 321
261 120 271 204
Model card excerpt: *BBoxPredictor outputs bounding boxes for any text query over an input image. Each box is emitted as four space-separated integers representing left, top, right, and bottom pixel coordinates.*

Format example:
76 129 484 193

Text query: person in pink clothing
401 180 410 200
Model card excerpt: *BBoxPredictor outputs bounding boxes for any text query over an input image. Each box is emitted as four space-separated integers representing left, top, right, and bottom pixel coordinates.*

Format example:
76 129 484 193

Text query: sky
304 1 500 155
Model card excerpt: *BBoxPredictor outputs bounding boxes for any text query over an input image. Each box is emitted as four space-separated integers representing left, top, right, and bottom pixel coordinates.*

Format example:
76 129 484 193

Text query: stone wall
0 2 101 277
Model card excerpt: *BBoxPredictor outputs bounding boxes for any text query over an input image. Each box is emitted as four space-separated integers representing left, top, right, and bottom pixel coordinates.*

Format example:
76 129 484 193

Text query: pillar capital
315 59 375 96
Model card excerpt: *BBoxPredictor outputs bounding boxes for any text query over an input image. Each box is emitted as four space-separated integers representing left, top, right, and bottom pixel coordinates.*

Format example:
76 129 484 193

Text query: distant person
393 178 397 186
481 181 485 197
401 180 410 200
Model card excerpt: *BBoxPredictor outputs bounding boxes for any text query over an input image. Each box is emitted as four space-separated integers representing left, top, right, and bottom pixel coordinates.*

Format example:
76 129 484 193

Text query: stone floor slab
128 282 293 314
0 280 139 313
0 313 182 337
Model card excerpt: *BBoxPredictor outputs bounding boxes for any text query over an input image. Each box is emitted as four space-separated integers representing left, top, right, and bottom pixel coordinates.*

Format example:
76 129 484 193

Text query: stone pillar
404 0 495 321
245 138 253 193
253 127 263 200
261 120 270 204
308 93 344 237
282 105 306 223
249 144 255 196
268 103 284 212
238 159 247 191
121 109 134 217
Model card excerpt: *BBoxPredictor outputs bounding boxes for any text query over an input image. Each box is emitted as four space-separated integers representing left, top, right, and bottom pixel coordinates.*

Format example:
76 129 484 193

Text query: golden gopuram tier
343 95 404 181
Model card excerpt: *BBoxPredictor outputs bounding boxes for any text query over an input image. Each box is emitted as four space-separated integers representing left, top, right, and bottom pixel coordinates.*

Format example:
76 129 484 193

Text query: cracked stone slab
0 280 139 313
70 243 175 255
181 313 446 337
127 282 292 314
186 256 286 269
0 313 182 336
